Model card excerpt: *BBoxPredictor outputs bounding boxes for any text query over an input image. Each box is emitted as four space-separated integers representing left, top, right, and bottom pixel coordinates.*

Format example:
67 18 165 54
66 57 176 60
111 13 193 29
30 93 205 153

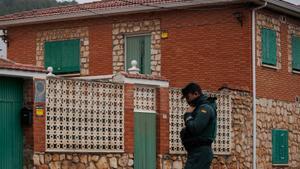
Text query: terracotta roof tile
0 58 46 72
0 0 182 21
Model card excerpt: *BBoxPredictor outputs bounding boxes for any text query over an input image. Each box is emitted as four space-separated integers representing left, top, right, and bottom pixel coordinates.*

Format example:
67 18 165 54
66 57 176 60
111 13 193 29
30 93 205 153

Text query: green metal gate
134 112 156 169
0 77 23 169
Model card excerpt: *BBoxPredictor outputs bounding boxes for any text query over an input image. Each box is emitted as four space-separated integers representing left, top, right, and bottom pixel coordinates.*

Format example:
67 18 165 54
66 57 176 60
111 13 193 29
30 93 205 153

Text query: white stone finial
47 67 55 77
128 60 140 74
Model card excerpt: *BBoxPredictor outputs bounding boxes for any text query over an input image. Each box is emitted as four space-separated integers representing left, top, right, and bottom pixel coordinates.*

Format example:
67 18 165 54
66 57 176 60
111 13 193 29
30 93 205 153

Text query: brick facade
5 4 300 169
256 10 300 102
7 7 300 101
7 6 252 93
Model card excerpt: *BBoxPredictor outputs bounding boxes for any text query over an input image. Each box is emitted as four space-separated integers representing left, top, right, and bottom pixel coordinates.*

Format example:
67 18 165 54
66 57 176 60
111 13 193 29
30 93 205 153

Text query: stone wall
36 27 89 75
32 153 134 169
256 98 300 169
28 89 300 169
112 20 161 75
223 90 253 169
32 153 186 169
162 90 253 169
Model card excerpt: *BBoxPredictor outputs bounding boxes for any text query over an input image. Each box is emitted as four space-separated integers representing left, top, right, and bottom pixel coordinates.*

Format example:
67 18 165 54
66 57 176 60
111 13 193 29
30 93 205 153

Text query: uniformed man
180 82 217 169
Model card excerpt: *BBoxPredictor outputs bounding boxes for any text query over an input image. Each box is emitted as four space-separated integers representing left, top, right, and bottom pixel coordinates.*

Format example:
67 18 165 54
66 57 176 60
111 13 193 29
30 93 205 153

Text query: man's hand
184 112 193 126
187 106 195 112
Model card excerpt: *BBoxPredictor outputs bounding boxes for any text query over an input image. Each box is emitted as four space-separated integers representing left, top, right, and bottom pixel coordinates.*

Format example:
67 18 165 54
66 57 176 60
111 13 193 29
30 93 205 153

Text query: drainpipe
252 2 267 169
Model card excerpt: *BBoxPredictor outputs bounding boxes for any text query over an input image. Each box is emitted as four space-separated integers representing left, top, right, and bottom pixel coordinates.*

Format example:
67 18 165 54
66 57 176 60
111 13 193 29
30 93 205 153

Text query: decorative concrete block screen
46 78 124 152
134 86 156 112
169 88 232 155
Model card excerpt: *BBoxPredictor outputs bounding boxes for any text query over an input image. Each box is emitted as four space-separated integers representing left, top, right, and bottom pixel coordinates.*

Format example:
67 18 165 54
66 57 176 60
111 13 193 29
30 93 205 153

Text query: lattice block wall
46 78 124 152
134 86 156 112
169 88 232 155
213 93 232 154
169 89 188 153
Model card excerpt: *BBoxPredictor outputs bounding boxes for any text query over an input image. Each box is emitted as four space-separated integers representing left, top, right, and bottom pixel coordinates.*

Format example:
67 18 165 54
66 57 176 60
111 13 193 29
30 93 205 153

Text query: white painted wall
0 30 7 58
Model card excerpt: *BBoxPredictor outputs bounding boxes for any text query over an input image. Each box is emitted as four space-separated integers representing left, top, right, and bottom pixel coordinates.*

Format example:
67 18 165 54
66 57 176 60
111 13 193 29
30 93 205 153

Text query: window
126 35 151 74
272 129 288 165
292 35 300 71
45 39 80 74
0 30 7 58
262 28 277 66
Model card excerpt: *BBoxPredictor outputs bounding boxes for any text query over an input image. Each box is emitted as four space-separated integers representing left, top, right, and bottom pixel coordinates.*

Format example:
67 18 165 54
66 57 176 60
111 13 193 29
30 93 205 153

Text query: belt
183 138 213 152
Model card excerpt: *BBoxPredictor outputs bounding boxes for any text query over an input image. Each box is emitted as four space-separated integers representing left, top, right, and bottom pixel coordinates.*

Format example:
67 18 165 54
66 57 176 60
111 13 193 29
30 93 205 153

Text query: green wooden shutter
143 36 151 74
262 28 277 66
272 129 288 165
61 40 80 73
126 35 151 74
45 41 61 73
292 36 300 71
45 39 80 74
134 112 156 169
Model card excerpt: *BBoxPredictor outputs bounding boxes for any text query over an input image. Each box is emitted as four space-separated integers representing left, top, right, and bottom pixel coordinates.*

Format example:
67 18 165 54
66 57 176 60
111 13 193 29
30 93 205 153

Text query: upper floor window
292 35 300 72
262 28 277 66
0 30 7 59
126 35 151 74
44 39 80 74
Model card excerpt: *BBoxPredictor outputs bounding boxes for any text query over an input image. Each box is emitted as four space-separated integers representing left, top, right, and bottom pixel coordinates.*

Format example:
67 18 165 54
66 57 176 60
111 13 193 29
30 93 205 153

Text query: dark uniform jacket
180 95 217 169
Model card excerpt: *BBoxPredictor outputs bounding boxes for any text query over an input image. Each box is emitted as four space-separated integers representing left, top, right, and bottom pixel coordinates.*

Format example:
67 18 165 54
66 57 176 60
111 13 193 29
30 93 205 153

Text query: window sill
272 164 289 167
261 64 278 70
56 73 81 77
292 70 300 74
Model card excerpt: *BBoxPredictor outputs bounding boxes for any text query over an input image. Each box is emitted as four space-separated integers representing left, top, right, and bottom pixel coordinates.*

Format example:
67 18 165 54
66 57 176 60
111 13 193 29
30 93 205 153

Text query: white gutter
252 2 267 169
71 74 113 80
112 73 169 87
0 69 47 79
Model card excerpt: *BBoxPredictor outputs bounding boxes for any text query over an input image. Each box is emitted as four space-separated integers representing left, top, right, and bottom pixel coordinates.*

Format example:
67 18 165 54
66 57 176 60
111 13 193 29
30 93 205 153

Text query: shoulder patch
200 108 207 113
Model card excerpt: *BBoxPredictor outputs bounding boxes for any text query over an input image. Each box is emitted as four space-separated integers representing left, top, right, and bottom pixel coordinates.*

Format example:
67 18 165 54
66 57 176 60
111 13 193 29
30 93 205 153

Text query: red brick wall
4 7 249 154
156 87 170 154
256 10 300 102
33 84 46 152
8 26 37 65
33 103 46 152
7 7 299 102
7 6 252 92
160 7 252 92
124 84 134 153
88 18 113 76
8 18 113 76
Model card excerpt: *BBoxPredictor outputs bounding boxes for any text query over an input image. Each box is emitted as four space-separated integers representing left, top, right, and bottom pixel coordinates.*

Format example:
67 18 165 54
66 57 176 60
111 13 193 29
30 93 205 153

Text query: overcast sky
74 0 300 5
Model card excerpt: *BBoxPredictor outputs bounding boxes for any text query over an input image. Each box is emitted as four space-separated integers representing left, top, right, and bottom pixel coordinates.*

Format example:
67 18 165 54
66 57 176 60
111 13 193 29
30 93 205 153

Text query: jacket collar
194 94 208 106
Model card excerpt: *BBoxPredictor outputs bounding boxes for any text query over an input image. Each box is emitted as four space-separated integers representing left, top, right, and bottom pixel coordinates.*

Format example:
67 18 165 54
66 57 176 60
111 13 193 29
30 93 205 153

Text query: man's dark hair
181 82 203 99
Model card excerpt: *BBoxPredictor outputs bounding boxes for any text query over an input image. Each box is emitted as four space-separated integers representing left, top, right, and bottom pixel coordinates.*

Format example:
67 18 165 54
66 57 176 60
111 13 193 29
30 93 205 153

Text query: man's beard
187 96 200 107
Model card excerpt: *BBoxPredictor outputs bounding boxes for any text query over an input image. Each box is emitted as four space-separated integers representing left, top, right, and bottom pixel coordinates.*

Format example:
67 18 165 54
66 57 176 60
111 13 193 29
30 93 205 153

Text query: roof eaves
263 0 300 18
1 0 300 28
0 0 245 28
